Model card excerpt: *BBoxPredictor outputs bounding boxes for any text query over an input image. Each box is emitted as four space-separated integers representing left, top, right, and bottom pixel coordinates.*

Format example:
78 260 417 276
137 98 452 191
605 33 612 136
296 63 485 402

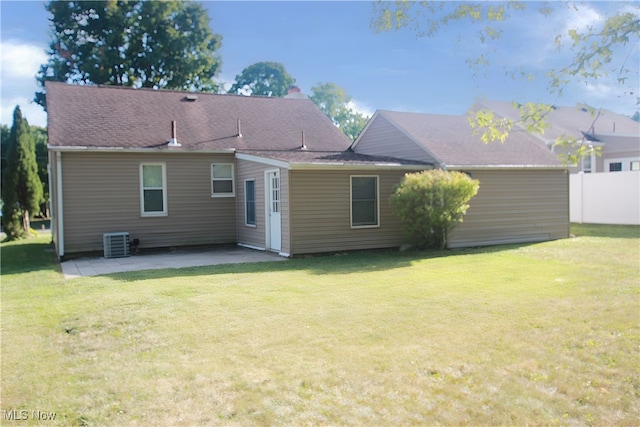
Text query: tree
228 62 295 97
2 107 44 240
35 0 222 107
372 2 639 160
632 111 640 122
32 127 50 217
309 82 370 141
390 170 479 250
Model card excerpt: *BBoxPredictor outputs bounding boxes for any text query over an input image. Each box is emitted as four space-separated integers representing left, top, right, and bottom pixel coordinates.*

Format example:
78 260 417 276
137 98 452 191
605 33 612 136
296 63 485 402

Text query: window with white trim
140 163 167 216
211 164 234 197
245 180 256 226
609 162 622 172
351 176 379 228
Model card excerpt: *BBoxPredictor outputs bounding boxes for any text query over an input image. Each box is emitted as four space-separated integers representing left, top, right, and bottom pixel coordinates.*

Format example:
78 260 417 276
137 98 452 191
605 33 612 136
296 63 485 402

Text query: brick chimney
284 86 307 99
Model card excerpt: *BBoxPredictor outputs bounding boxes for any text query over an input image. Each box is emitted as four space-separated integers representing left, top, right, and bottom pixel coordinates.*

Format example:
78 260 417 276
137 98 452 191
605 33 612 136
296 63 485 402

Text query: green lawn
1 224 639 426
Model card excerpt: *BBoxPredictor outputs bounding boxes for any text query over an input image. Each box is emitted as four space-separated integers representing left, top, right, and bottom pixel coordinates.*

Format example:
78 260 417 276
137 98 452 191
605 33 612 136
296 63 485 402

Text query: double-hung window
245 180 256 226
140 163 167 216
351 176 379 228
211 164 234 197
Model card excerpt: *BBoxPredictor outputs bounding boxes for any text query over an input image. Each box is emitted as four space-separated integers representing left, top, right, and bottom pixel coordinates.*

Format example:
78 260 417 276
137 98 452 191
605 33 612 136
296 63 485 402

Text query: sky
1 1 638 129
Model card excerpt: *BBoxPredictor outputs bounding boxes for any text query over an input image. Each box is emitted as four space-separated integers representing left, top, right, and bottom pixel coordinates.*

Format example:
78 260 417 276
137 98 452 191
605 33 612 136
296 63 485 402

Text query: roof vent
185 94 198 102
300 130 307 150
168 120 181 147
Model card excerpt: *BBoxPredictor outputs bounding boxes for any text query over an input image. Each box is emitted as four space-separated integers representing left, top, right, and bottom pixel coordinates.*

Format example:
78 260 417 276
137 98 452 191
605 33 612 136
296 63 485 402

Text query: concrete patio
60 246 287 279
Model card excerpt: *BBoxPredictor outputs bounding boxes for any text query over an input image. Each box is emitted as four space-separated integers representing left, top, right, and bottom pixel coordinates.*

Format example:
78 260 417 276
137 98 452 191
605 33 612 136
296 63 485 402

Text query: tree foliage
372 1 639 163
36 0 222 107
309 82 370 141
2 107 44 240
390 170 479 250
228 62 296 97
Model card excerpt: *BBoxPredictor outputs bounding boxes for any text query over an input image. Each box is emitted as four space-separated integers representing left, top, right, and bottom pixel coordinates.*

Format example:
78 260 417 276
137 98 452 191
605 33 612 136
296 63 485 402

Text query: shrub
390 169 479 249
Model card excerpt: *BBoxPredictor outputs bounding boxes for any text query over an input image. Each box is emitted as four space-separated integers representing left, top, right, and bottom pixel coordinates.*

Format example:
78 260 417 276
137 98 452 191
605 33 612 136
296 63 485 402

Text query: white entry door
267 170 281 251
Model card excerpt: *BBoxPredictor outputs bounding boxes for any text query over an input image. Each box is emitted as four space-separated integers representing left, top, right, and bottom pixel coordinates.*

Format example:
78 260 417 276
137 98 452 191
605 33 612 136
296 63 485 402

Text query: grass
1 224 639 426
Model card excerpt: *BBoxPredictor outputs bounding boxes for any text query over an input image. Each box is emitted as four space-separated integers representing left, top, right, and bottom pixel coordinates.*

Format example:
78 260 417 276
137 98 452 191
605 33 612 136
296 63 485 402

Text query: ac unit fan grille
103 232 130 258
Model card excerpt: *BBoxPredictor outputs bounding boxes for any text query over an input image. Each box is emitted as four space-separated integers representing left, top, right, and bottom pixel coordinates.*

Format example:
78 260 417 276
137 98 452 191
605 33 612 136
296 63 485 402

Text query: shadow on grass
1 240 59 275
571 223 640 239
102 243 527 282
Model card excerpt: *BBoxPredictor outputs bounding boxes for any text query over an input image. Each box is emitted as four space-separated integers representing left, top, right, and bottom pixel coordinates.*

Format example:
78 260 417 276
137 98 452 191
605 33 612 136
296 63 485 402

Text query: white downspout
56 151 64 258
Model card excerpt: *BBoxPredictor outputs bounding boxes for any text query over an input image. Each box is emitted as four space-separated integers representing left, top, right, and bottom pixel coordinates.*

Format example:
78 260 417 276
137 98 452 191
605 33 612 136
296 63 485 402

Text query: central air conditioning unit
103 232 130 258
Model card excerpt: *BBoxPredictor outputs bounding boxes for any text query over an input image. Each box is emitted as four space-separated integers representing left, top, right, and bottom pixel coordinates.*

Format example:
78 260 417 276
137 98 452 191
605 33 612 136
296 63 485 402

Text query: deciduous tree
2 107 44 240
309 82 370 141
228 62 295 97
35 0 222 107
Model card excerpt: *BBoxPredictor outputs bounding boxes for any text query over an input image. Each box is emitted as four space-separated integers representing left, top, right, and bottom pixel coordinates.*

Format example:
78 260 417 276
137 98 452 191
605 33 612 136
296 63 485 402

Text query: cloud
0 40 48 127
347 99 374 118
0 40 47 79
0 97 47 128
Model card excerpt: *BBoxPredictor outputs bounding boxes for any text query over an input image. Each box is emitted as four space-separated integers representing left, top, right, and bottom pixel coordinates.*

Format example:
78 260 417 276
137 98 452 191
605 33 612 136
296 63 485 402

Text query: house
46 82 430 259
352 110 569 248
474 100 640 173
46 82 568 259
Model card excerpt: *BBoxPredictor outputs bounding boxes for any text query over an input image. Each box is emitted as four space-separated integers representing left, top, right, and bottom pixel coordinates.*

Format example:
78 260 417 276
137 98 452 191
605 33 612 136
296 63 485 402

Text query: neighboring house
475 100 640 173
352 110 569 248
47 82 568 259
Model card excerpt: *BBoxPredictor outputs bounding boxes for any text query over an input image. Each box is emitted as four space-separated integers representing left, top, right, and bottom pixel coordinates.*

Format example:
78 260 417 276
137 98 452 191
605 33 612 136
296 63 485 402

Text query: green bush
390 170 479 249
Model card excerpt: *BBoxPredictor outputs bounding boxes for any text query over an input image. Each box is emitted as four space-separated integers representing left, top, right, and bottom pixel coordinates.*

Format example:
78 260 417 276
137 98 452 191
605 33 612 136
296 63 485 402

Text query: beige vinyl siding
236 159 291 254
280 168 291 255
354 115 437 163
236 159 267 250
60 152 237 254
289 169 408 255
447 169 569 248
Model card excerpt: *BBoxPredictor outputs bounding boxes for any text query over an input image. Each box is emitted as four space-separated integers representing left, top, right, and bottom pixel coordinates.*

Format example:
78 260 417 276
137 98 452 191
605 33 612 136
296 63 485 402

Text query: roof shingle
378 110 562 167
45 82 352 152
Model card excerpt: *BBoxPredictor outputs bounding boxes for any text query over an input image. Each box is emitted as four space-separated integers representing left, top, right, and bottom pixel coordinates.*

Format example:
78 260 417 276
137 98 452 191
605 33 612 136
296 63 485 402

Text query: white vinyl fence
570 171 640 225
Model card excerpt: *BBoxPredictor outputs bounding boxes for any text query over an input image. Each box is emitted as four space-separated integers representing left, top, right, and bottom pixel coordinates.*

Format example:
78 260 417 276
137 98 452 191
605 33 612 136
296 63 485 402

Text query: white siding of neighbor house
288 169 410 255
447 169 569 248
354 114 437 163
56 151 237 255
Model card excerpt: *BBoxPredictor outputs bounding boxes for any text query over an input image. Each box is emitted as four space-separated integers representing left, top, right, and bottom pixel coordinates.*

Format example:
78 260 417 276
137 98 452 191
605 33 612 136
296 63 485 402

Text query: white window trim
244 179 256 227
140 163 168 217
211 163 235 197
350 175 380 229
605 156 640 172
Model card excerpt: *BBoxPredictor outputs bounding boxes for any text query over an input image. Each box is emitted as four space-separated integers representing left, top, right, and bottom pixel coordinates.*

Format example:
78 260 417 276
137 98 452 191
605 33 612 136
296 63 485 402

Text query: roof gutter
447 164 567 171
47 145 236 154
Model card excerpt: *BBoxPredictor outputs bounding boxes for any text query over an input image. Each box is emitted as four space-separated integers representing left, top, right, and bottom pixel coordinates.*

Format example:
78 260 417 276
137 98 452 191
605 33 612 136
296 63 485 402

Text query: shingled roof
375 110 562 168
45 82 352 152
474 99 640 141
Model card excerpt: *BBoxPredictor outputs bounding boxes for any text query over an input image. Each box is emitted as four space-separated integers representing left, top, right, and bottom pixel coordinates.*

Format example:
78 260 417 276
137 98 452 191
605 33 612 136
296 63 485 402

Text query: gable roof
474 99 640 142
360 110 562 168
45 82 352 152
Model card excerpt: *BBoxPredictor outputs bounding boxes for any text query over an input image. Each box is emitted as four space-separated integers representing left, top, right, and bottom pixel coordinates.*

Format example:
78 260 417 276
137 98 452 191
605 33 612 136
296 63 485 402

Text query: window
351 176 379 228
582 155 592 173
140 163 167 216
245 180 256 226
609 162 622 172
631 161 640 171
211 164 234 197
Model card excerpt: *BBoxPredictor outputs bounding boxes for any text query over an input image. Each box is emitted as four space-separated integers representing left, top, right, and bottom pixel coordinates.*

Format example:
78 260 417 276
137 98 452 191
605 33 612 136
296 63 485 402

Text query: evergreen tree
2 107 44 240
